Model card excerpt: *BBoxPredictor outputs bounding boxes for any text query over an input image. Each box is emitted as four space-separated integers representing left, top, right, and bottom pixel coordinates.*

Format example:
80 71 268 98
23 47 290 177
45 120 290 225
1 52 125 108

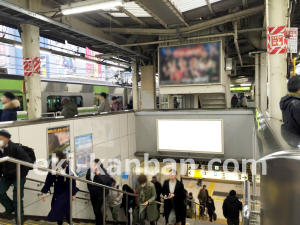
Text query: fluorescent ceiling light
230 84 234 87
110 66 125 71
240 84 252 86
14 44 23 49
62 0 123 15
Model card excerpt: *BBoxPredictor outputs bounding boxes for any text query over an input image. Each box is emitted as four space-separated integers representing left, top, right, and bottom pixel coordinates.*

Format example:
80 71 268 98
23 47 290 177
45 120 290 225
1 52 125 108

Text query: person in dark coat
121 184 135 224
86 159 111 225
0 130 32 224
0 92 20 122
231 94 238 108
280 76 300 147
127 99 133 110
207 196 215 222
162 169 186 225
151 176 162 213
61 98 78 118
222 190 242 225
41 151 79 225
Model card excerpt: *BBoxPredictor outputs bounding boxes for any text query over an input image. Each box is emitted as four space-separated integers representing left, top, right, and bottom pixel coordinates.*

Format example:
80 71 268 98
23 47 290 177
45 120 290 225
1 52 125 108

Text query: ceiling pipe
101 5 264 35
233 20 243 66
121 27 265 47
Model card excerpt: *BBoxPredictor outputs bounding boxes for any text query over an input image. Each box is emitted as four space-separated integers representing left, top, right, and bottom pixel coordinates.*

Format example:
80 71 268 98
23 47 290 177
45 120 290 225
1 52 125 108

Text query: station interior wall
0 112 137 220
135 110 254 161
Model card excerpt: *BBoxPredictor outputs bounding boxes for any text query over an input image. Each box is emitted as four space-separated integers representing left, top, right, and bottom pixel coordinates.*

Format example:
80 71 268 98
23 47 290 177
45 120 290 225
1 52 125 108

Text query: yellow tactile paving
207 182 216 196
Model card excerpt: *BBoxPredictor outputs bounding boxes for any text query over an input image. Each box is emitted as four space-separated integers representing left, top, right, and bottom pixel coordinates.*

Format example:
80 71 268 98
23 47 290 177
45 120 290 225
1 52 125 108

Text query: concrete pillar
131 60 139 110
168 95 174 109
267 0 289 120
255 54 260 109
141 65 155 109
20 24 42 119
260 53 268 112
225 73 232 108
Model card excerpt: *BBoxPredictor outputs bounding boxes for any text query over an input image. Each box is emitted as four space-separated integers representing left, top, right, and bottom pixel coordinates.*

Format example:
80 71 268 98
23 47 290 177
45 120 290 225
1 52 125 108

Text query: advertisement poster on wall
108 155 121 185
159 42 221 86
40 55 47 78
47 126 70 161
75 134 93 177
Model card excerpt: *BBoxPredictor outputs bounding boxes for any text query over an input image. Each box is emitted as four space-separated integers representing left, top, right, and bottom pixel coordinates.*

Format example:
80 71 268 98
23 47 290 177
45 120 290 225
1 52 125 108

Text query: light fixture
110 65 125 71
240 84 252 87
230 84 234 87
14 44 23 49
61 0 123 15
40 50 51 55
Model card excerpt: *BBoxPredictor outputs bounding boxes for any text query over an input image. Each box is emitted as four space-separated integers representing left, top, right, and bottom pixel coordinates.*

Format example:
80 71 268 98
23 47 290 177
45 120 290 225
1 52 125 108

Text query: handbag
213 212 217 221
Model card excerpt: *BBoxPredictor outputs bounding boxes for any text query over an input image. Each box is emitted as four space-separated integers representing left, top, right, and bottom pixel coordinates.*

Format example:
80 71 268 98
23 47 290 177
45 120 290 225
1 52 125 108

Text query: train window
47 96 83 112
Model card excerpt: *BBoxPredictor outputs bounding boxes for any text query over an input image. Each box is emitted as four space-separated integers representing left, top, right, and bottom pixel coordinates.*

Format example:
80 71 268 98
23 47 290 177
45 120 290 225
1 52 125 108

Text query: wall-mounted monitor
159 41 221 86
157 119 224 153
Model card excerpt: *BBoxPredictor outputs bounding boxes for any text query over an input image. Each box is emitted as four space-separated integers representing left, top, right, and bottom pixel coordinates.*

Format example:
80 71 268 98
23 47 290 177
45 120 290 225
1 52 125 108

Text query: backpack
17 144 36 169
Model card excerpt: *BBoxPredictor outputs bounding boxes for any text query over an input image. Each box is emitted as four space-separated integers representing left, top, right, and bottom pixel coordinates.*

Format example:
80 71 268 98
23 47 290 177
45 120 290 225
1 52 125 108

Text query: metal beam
162 0 189 27
133 0 169 29
0 0 148 59
233 20 243 66
97 12 123 27
101 5 264 35
205 0 216 16
115 6 148 27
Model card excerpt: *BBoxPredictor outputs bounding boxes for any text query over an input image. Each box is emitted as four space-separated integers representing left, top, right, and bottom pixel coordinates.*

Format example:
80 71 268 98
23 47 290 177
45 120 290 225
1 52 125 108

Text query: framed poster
47 126 71 160
75 134 93 177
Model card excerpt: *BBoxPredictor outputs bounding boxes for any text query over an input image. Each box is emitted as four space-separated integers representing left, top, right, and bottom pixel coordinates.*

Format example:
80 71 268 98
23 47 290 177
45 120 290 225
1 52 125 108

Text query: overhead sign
267 26 288 54
231 87 251 91
288 27 298 53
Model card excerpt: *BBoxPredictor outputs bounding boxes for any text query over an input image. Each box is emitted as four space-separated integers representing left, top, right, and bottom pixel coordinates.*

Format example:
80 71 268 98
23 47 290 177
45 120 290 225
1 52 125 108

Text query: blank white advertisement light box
157 119 224 153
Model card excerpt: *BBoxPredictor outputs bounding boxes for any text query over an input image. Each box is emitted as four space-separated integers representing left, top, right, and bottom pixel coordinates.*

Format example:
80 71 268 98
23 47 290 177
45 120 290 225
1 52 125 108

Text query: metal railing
0 156 137 225
0 156 201 225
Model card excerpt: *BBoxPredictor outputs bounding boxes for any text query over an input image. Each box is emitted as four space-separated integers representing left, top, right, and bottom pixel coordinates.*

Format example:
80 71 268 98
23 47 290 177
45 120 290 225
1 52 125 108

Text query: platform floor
182 179 244 222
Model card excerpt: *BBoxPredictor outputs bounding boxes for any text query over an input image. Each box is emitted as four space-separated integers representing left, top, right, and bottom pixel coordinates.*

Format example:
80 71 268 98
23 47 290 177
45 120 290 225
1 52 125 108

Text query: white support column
168 95 174 109
20 24 42 119
255 54 260 109
141 65 155 109
194 94 199 108
260 53 268 112
131 60 139 110
267 0 289 120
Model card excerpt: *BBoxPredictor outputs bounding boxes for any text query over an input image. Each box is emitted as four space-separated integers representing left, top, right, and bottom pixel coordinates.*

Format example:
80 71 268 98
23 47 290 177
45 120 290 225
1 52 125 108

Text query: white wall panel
4 126 20 143
119 114 128 137
92 117 108 145
107 138 121 160
93 142 108 168
107 115 120 141
120 136 129 161
19 123 50 180
73 118 93 137
128 134 136 157
128 113 136 135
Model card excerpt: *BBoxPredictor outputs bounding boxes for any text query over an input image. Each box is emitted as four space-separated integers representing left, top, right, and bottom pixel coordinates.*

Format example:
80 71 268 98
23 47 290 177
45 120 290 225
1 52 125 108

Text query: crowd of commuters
231 94 248 108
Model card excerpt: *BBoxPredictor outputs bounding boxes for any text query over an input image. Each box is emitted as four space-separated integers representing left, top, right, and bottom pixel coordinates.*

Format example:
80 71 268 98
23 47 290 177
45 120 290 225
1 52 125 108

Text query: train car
0 75 132 119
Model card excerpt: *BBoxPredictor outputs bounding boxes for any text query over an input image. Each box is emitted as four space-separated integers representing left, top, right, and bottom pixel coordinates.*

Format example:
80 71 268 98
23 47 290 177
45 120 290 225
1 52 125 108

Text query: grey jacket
96 99 111 113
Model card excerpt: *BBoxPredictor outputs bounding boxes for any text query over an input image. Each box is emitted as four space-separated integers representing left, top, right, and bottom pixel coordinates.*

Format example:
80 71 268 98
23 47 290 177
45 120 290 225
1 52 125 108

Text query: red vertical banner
23 57 41 76
85 47 91 59
267 25 288 54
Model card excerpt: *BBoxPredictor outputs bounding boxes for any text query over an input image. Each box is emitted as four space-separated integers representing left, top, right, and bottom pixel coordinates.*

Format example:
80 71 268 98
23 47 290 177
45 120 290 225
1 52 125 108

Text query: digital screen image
157 119 223 153
159 42 221 86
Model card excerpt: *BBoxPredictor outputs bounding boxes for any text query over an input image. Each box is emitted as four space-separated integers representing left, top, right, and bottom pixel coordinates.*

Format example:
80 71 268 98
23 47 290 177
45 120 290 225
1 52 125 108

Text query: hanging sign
288 27 298 53
23 57 40 76
267 26 288 54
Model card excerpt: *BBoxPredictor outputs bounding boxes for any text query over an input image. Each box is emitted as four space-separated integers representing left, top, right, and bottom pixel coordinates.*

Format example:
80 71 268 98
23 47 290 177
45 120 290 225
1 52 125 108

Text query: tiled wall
0 112 137 220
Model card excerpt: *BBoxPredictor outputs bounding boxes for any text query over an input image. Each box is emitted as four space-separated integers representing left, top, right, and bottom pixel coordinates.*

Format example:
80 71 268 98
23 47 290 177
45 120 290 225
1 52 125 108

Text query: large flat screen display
159 42 221 86
157 119 224 153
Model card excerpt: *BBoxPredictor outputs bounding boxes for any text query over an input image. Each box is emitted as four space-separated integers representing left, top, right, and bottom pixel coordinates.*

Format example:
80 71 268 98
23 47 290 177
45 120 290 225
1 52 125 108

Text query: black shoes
0 209 14 218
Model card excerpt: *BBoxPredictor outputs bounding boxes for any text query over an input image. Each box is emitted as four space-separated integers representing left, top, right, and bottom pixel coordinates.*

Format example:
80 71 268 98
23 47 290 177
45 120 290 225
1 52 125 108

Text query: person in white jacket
108 178 123 223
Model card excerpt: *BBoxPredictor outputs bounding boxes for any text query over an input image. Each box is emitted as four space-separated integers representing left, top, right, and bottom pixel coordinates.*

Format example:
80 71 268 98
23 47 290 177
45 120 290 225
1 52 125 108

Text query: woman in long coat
162 169 186 225
41 151 79 225
137 175 158 225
